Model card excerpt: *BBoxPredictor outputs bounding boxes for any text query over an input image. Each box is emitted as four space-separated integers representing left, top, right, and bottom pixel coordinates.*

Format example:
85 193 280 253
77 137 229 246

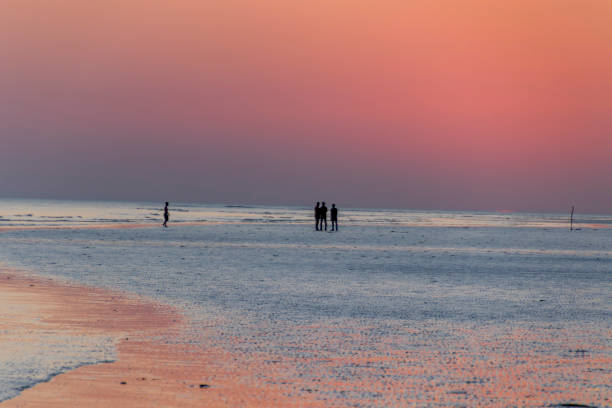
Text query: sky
1 0 611 212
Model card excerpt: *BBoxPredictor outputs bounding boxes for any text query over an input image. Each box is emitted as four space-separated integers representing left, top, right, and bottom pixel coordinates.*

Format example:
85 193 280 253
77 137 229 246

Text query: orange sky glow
1 1 611 211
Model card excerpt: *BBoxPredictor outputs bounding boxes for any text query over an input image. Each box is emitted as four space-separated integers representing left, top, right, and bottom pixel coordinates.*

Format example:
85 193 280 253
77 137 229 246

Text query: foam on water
0 199 610 406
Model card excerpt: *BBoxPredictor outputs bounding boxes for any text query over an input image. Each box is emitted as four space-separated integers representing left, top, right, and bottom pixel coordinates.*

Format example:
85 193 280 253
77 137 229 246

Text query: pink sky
1 1 611 212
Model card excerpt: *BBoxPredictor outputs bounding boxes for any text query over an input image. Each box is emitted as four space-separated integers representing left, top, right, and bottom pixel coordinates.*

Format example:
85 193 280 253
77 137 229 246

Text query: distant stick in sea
570 205 575 231
163 202 169 228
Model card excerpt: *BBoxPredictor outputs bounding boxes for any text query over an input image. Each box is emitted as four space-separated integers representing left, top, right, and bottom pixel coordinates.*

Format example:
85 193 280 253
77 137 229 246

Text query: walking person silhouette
319 202 328 231
330 203 338 231
163 202 169 227
314 202 321 231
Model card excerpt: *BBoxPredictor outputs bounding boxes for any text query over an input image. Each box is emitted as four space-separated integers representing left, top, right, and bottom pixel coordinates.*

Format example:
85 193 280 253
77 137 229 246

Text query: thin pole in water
570 206 575 231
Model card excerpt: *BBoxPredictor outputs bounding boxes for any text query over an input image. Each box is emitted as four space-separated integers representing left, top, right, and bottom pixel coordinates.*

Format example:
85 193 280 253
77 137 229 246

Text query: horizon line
0 195 609 217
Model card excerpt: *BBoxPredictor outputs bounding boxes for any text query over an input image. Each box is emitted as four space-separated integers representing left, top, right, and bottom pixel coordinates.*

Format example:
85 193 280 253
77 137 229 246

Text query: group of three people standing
314 202 338 231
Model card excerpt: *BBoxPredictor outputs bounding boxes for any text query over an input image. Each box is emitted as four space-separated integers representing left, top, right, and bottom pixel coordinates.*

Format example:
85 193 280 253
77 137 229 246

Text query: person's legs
323 218 327 231
315 217 319 230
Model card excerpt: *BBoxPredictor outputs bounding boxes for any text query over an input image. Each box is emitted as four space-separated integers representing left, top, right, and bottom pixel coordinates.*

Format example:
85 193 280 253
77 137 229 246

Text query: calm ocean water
1 199 611 406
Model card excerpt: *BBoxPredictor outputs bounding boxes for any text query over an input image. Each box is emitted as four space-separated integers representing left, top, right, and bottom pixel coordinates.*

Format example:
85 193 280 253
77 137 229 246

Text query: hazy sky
1 1 611 212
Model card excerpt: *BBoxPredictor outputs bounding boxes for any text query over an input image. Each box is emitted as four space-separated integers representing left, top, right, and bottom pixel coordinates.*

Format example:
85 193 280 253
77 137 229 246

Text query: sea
0 199 610 406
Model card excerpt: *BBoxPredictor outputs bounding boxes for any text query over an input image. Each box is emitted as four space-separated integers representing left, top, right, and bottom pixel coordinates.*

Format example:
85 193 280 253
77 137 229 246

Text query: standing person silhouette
314 202 320 231
331 203 338 231
163 202 169 228
319 202 328 231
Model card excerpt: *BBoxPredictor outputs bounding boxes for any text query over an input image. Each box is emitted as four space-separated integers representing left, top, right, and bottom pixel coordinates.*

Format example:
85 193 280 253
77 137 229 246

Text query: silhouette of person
314 202 320 231
331 203 338 231
163 202 169 227
319 202 328 231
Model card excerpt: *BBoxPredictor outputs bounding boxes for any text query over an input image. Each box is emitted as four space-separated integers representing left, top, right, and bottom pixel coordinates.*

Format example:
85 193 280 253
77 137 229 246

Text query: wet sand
0 267 322 407
3 265 610 407
1 218 611 407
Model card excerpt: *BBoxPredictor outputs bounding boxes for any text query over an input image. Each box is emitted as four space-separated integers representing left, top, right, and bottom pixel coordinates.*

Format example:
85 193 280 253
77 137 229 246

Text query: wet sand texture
0 269 324 407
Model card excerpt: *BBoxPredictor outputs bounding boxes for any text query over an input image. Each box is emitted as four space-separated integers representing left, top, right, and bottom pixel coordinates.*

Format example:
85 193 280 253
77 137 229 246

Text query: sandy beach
2 262 610 407
1 205 610 407
0 266 325 408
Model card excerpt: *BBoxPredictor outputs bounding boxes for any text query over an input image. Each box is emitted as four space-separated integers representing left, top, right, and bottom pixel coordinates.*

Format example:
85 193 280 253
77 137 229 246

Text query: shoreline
1 223 610 407
3 268 610 408
0 266 322 407
0 266 184 407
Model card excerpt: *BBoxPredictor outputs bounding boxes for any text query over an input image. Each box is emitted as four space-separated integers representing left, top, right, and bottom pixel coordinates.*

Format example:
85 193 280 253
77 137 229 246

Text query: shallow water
0 200 610 406
1 198 611 228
